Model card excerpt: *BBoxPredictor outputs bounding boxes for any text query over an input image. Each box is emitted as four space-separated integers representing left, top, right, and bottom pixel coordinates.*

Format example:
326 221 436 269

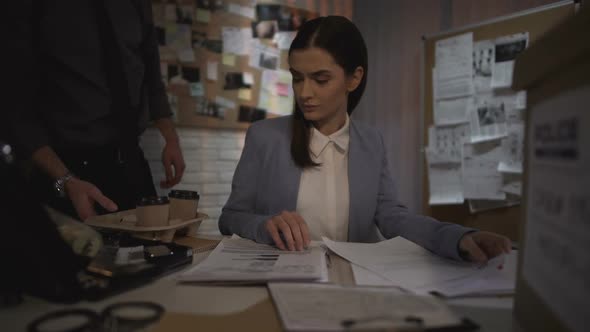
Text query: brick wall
140 127 246 236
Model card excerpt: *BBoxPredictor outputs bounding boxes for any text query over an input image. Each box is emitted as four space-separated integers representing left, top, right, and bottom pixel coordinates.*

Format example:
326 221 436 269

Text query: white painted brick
219 171 235 183
200 207 221 219
174 184 202 193
198 194 219 207
197 219 221 236
219 149 242 161
183 148 219 161
181 171 218 184
143 128 246 213
217 138 242 149
201 161 238 172
218 194 230 206
202 183 231 195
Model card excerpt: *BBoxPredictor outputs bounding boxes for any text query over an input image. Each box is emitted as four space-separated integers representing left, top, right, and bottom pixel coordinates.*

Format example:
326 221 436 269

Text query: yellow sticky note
222 54 236 66
195 9 211 23
238 89 252 101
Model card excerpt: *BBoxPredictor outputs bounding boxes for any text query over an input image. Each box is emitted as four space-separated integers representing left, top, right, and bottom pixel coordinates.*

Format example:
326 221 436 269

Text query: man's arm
142 2 185 188
31 146 118 221
153 118 185 188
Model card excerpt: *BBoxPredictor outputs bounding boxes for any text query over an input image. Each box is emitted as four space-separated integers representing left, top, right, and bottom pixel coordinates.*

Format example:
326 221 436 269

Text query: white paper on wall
498 122 525 174
258 69 293 115
462 140 506 200
227 3 256 19
249 40 281 70
427 123 471 164
469 93 508 143
491 32 529 89
222 27 252 55
434 97 473 126
435 32 475 99
426 149 464 205
472 40 495 93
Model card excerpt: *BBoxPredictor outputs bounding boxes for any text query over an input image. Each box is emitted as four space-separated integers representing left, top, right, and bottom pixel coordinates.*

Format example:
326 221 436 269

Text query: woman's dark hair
289 16 368 168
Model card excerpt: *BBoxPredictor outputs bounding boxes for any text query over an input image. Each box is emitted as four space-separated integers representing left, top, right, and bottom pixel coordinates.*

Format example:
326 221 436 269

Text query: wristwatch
54 171 75 197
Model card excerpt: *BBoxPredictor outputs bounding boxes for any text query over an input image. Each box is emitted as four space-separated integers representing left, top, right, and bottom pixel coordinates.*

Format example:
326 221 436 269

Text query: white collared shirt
296 116 350 241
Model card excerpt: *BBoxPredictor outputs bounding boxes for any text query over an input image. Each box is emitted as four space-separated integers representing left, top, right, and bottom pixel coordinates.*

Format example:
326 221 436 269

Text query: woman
219 16 510 263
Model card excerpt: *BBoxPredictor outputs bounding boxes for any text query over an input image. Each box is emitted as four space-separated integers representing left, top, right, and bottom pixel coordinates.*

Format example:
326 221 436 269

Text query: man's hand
65 178 118 221
154 118 185 188
160 138 185 188
459 231 512 263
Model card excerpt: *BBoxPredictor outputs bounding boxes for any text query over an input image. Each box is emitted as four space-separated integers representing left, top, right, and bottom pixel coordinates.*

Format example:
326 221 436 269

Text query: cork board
151 0 319 130
421 1 575 240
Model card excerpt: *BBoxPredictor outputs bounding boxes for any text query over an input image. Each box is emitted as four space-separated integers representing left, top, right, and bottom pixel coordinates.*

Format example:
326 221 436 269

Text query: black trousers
34 141 157 219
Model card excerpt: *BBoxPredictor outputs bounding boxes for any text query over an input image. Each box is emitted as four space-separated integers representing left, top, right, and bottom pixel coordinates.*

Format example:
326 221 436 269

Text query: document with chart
177 237 327 283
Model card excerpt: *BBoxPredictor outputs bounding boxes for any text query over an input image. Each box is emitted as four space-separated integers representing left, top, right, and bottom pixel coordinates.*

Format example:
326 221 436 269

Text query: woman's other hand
459 231 512 263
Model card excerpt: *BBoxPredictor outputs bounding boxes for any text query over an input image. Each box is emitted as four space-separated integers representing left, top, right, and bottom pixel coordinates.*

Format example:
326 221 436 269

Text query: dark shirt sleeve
7 1 51 157
141 2 172 121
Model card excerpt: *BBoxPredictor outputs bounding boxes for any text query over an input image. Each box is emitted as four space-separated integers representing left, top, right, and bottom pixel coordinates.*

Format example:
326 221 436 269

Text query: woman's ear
347 66 365 92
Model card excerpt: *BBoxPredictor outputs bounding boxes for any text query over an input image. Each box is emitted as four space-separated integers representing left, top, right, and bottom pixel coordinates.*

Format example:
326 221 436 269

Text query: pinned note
222 54 236 66
242 72 254 85
206 61 218 81
195 9 211 23
238 89 252 101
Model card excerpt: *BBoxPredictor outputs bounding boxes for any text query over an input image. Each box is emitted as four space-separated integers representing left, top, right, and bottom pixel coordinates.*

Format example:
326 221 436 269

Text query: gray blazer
219 116 473 260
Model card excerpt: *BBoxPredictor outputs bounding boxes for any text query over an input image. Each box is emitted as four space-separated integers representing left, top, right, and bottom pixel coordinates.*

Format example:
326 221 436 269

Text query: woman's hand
459 231 512 263
265 211 311 251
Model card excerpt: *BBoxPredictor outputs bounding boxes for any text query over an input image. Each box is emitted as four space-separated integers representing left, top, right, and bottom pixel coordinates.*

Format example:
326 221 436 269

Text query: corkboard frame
420 1 575 241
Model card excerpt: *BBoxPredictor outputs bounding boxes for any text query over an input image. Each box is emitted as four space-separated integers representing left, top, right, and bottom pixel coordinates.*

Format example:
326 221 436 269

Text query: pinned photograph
165 23 192 50
470 95 509 142
181 66 200 83
256 4 315 32
167 64 180 82
259 52 279 70
472 40 494 92
155 26 166 46
477 101 506 126
238 106 267 123
224 72 251 90
175 4 194 24
256 4 282 20
277 7 314 31
202 39 223 53
491 32 528 88
197 0 224 11
252 20 278 39
194 98 225 119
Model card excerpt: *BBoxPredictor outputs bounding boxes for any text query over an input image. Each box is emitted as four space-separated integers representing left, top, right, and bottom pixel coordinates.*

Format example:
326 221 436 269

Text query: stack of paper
323 236 516 297
177 238 327 284
268 283 466 331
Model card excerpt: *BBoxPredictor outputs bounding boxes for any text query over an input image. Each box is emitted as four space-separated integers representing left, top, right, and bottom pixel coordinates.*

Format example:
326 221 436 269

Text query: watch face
54 179 65 197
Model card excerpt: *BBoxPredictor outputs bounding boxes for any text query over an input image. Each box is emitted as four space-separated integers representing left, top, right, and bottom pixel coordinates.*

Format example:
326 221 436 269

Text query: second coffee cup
135 196 170 227
168 190 200 224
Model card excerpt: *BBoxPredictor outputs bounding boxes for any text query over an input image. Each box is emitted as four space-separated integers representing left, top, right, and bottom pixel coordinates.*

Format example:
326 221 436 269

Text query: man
7 0 185 220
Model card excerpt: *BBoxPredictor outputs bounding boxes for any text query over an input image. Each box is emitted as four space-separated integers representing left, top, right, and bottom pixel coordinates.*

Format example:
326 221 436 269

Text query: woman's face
289 47 362 127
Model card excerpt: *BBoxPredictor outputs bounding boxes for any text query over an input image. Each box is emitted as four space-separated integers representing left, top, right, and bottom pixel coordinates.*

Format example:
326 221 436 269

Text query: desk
0 242 515 332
